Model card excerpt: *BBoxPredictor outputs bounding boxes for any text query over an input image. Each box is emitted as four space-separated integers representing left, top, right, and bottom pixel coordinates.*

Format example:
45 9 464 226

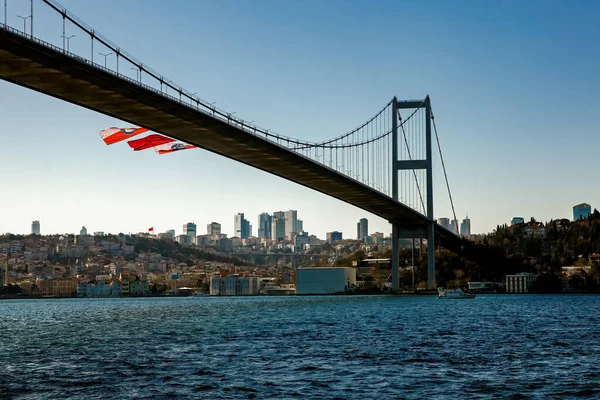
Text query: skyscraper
257 213 272 239
326 231 343 243
31 220 40 235
357 218 368 241
460 215 471 237
449 220 458 235
573 203 591 221
284 210 298 240
437 218 450 230
183 223 197 240
234 213 251 239
207 222 221 239
271 218 285 242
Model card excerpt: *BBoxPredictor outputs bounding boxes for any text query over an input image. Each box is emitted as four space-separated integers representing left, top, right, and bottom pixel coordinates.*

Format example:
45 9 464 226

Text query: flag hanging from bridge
154 142 196 155
99 127 149 145
127 134 174 151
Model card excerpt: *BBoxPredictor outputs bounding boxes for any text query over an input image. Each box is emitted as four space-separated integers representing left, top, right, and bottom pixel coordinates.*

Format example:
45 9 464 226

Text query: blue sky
0 0 599 237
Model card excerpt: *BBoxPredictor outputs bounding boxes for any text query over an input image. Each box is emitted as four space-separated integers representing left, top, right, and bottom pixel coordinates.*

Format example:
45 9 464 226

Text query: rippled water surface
1 295 600 399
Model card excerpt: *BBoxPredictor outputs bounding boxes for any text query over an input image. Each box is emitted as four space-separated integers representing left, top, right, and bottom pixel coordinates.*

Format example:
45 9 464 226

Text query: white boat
438 288 476 299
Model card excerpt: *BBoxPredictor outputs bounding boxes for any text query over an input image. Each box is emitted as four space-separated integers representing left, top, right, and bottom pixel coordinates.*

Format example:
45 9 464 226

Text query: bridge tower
391 96 435 291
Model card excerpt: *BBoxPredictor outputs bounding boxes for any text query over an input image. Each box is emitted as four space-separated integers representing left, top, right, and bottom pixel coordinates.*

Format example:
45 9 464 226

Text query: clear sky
1 0 599 237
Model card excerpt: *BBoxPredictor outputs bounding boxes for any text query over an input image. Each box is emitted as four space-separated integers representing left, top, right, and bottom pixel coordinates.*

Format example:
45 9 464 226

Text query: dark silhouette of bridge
0 0 474 290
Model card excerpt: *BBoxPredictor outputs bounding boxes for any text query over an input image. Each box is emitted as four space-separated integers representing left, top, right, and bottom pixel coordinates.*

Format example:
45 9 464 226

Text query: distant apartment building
295 232 310 248
207 222 221 240
357 218 368 241
166 229 176 240
460 215 471 237
511 217 525 225
93 231 105 236
573 203 591 221
234 213 251 239
257 213 272 239
80 226 88 235
326 231 343 243
210 276 260 295
522 224 546 239
175 234 190 245
506 273 537 293
183 223 197 241
31 220 40 235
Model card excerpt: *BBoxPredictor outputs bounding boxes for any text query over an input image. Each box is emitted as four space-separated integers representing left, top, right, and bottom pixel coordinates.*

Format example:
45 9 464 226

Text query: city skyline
0 0 599 237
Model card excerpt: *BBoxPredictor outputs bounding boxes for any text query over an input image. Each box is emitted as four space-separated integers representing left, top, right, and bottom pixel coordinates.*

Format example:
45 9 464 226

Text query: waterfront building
326 231 343 243
31 220 40 235
183 223 197 241
511 217 525 225
296 267 356 295
207 222 221 240
505 273 537 293
437 218 450 230
573 203 591 221
234 213 251 239
129 278 150 296
357 218 368 241
210 276 260 296
39 278 77 297
460 215 471 237
257 213 272 239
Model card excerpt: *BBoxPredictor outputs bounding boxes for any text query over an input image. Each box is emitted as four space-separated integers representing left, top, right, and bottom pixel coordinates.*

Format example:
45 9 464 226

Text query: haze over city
1 0 598 236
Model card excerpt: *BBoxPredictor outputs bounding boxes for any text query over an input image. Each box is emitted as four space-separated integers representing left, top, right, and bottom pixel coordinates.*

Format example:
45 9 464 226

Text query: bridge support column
425 96 435 290
427 222 435 290
391 224 399 292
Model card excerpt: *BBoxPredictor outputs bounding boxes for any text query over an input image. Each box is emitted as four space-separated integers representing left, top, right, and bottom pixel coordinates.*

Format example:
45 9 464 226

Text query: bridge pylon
391 96 435 291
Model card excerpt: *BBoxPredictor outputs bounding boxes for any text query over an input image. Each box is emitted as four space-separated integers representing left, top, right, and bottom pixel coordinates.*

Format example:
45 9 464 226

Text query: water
1 295 599 399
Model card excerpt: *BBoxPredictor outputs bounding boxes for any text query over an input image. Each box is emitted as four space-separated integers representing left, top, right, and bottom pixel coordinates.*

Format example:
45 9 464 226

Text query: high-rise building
284 210 298 240
207 222 221 239
449 220 458 235
234 213 251 239
357 218 368 241
511 217 525 225
437 218 450 230
257 213 272 239
80 226 88 235
31 220 40 235
183 223 196 240
326 231 343 243
573 203 591 221
166 229 176 240
460 215 471 237
271 218 285 242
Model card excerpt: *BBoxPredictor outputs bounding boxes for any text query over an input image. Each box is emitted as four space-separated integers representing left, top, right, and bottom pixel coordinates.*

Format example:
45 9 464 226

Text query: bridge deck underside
0 28 463 251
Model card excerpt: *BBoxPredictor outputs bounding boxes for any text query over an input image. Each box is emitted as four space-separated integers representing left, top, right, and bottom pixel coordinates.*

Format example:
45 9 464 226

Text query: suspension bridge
0 0 474 290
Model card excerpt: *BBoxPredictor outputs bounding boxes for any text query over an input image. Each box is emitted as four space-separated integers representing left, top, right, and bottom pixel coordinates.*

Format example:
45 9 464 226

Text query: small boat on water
438 288 476 299
193 291 209 297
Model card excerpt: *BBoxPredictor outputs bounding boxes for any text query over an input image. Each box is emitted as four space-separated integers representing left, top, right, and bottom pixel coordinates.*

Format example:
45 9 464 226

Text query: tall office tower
436 218 450 230
31 220 40 235
271 218 285 242
284 210 298 240
234 213 250 239
449 220 458 235
207 222 222 239
460 215 471 237
272 211 285 239
326 231 343 243
357 218 368 240
573 203 591 221
183 223 197 240
257 213 272 239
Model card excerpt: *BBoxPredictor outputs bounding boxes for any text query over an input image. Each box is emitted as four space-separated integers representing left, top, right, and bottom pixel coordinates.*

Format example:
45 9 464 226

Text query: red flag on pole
149 227 154 232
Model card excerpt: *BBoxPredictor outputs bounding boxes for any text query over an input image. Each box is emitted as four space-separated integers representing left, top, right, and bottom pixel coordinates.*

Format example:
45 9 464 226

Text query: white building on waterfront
210 276 260 296
296 267 356 295
506 273 537 293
